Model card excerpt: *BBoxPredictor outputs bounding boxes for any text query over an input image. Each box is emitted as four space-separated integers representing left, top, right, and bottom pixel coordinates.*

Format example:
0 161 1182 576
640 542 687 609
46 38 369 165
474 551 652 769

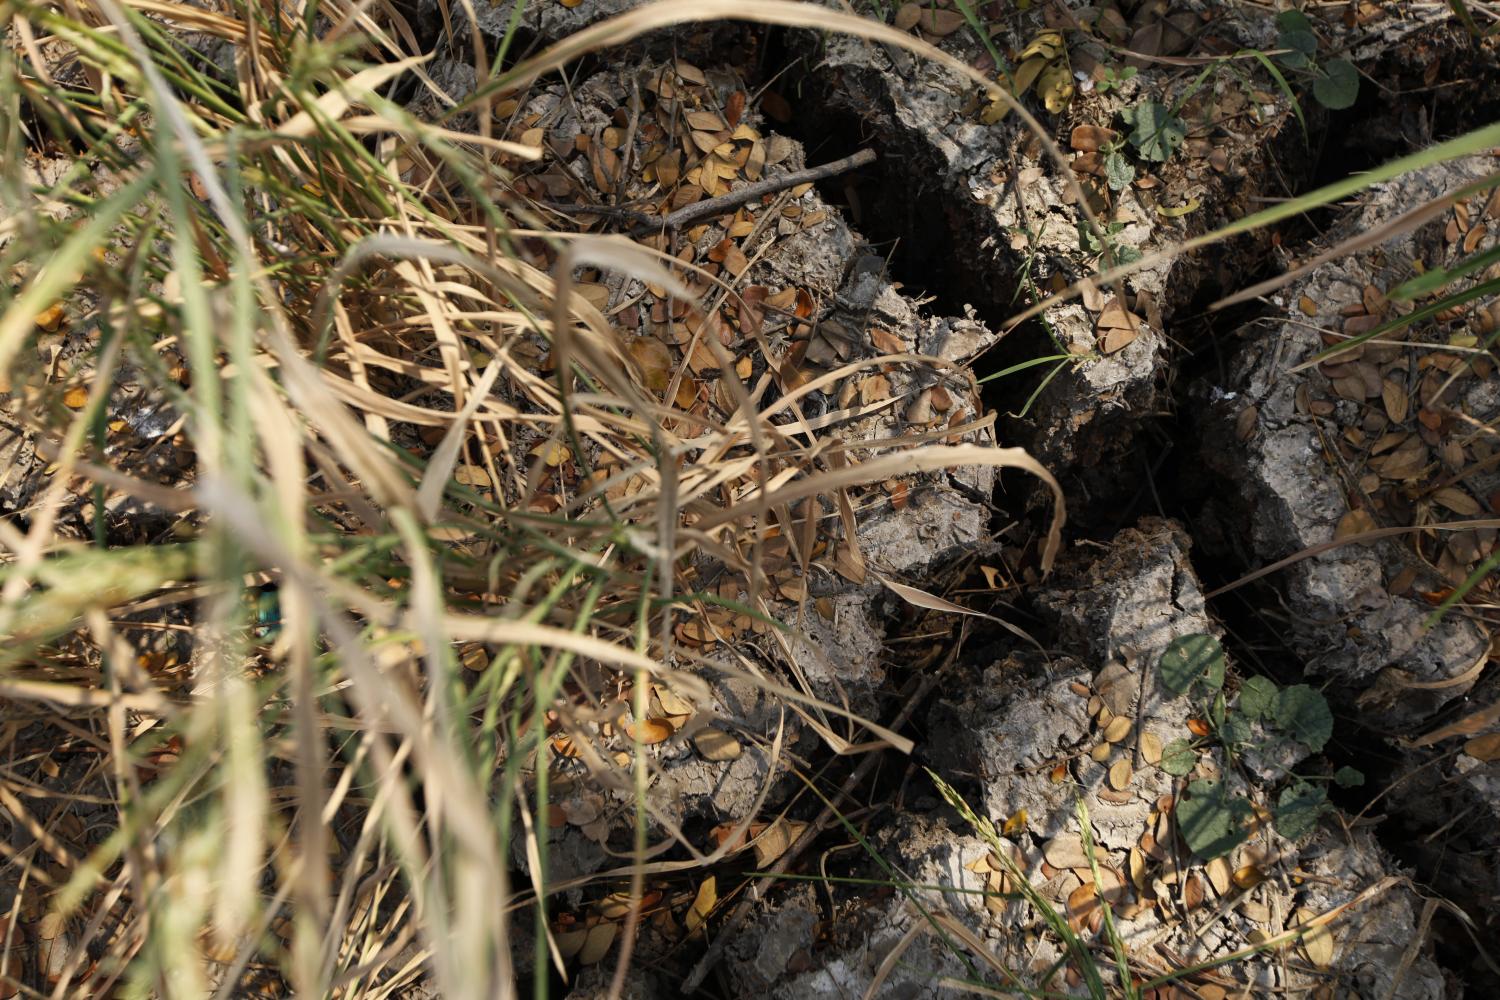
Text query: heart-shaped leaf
1273 684 1333 751
1238 676 1278 720
1274 780 1327 841
1159 633 1225 696
1313 59 1360 110
1177 779 1252 859
1119 101 1186 162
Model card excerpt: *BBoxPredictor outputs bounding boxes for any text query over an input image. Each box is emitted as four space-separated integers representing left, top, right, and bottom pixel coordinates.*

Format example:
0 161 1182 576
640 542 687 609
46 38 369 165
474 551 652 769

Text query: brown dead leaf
35 303 66 332
1183 872 1204 911
685 876 716 935
1070 125 1118 152
1140 731 1162 765
1382 379 1409 423
628 336 675 393
1205 856 1232 896
626 718 674 744
751 818 808 867
1463 732 1500 760
577 921 617 965
1335 508 1376 540
1232 865 1265 890
1432 487 1480 516
1292 907 1335 968
1103 716 1132 743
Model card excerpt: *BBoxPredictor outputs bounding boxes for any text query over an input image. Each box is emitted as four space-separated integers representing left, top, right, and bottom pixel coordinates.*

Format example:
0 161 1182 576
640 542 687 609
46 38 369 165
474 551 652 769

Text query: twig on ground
634 148 876 237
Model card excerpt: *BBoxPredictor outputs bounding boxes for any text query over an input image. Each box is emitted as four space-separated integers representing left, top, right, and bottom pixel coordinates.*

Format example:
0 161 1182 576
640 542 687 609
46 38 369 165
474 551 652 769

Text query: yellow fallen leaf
35 304 66 332
626 718 674 745
1037 59 1075 114
529 441 571 467
62 386 89 410
1002 809 1028 837
577 921 616 965
1157 197 1201 218
686 876 716 935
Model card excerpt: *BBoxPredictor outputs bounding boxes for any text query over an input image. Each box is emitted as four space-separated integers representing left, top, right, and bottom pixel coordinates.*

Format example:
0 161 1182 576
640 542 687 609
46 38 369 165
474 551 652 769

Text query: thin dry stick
1203 517 1500 599
634 149 876 237
680 621 968 994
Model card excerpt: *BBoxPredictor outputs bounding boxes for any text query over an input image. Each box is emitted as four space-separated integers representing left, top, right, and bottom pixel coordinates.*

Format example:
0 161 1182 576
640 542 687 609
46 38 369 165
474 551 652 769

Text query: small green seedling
1095 64 1138 95
1153 634 1364 859
1118 100 1187 163
1076 219 1142 267
1101 138 1135 192
1273 11 1360 110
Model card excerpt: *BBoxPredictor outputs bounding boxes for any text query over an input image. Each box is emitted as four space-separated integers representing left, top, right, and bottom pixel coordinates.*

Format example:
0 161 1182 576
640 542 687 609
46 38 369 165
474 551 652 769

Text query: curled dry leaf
626 718 674 744
1334 507 1376 541
577 920 617 965
1232 864 1266 890
750 818 807 868
1432 486 1481 516
1140 730 1163 765
1235 404 1258 441
1044 835 1088 870
692 727 742 761
35 303 67 332
1463 732 1500 761
685 876 716 935
1293 907 1335 968
1070 125 1118 152
1205 856 1232 896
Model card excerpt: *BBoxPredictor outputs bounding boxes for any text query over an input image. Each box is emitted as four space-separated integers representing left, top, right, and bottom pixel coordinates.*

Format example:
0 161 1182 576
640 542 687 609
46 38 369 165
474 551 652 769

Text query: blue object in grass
251 585 282 640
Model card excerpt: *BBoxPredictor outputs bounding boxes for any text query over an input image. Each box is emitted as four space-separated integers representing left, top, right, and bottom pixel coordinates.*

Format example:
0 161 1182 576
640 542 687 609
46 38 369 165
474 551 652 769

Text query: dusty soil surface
4 0 1499 996
420 1 1500 996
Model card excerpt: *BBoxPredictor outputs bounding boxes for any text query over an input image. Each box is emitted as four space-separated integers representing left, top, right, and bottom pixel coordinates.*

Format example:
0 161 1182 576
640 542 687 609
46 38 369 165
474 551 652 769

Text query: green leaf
1274 29 1317 70
1161 737 1197 776
1274 10 1313 32
1177 779 1252 859
1238 676 1279 720
1221 711 1253 748
1313 59 1360 110
1104 148 1135 192
1119 101 1186 163
1159 633 1225 696
1274 780 1327 840
1334 766 1365 788
1273 684 1333 751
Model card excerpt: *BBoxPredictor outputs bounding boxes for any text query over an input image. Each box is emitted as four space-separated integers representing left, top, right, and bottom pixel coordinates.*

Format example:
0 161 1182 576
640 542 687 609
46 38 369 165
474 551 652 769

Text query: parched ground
2 0 1499 997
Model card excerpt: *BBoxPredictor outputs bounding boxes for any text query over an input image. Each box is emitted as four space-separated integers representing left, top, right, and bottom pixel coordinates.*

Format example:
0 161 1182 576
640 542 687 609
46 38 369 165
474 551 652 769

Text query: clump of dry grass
4 0 1496 996
0 1 1068 995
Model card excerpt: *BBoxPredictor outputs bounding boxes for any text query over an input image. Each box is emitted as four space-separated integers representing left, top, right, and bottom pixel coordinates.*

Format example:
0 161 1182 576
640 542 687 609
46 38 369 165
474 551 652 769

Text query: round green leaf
1275 9 1313 32
1159 633 1225 696
1313 59 1360 110
1334 766 1365 788
1273 684 1333 752
1119 101 1187 163
1238 676 1279 720
1104 149 1135 192
1274 781 1327 841
1161 737 1197 776
1221 711 1253 748
1177 779 1252 860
